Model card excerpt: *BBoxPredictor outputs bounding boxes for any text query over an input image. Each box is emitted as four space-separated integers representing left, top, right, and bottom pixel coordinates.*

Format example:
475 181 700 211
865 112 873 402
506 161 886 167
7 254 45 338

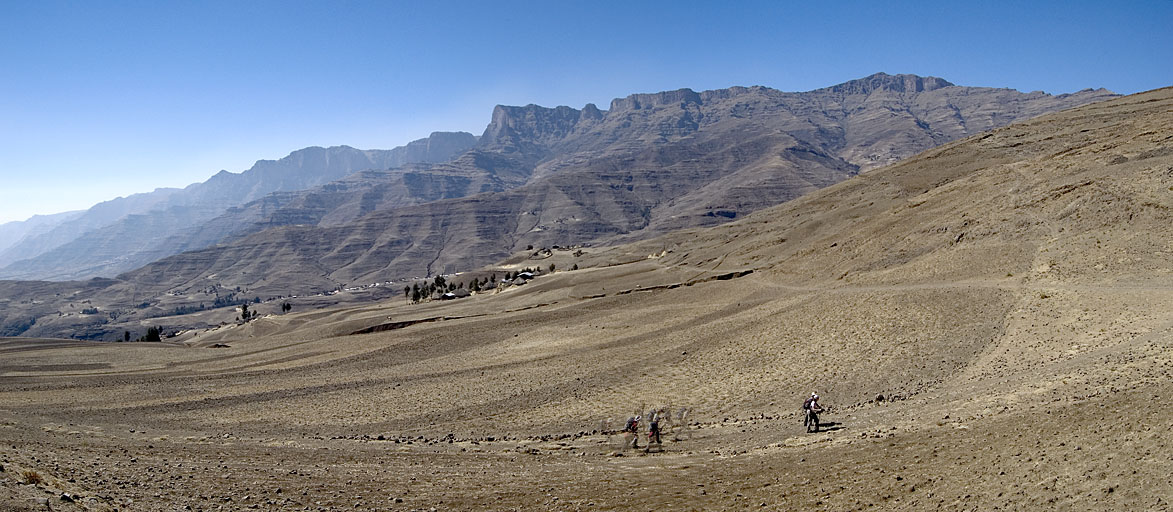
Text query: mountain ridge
0 131 478 280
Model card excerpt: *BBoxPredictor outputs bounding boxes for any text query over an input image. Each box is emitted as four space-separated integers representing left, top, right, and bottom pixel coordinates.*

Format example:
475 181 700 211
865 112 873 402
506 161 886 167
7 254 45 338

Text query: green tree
123 331 130 342
549 263 556 272
144 326 161 342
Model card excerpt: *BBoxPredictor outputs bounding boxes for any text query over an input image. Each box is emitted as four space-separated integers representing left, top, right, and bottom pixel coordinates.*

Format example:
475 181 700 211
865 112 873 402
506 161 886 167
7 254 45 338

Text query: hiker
804 392 824 431
624 415 641 449
647 415 662 446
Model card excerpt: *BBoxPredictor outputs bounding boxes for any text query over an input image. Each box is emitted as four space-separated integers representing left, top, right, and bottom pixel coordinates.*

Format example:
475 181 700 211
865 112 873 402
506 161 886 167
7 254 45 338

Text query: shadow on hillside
813 421 845 432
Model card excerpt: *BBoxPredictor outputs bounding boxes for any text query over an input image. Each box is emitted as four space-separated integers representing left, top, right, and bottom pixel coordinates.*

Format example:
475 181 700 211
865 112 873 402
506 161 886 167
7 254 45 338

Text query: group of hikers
622 414 662 450
618 392 826 451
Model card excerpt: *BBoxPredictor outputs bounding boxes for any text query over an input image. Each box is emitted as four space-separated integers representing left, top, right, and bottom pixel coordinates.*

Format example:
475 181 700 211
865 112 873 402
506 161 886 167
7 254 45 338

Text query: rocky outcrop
608 88 703 112
481 105 601 148
819 72 954 95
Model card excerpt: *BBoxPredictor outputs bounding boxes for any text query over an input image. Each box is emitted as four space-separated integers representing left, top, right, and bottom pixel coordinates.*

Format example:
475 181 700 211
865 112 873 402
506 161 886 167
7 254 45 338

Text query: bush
21 469 43 485
143 326 162 342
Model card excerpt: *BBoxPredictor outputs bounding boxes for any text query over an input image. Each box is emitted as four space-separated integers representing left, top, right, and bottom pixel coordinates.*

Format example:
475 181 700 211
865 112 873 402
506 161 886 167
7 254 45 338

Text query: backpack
802 397 813 410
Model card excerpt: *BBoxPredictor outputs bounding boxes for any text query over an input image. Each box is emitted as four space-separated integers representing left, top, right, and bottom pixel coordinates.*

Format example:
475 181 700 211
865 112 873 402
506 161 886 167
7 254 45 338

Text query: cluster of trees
404 273 498 303
122 326 162 342
238 303 258 323
212 293 255 309
504 266 542 280
165 303 208 317
403 265 572 304
405 275 459 303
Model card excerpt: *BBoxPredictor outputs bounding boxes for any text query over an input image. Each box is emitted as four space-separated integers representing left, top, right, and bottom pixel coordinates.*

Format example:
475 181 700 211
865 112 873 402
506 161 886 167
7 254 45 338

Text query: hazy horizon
2 0 1169 224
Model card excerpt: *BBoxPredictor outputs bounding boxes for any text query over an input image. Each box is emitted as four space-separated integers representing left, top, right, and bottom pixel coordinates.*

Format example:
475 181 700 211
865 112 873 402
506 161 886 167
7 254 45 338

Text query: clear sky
1 0 1169 224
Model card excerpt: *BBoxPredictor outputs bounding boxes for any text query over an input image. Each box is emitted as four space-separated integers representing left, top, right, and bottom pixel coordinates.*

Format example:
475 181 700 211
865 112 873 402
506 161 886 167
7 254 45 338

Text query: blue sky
1 0 1169 223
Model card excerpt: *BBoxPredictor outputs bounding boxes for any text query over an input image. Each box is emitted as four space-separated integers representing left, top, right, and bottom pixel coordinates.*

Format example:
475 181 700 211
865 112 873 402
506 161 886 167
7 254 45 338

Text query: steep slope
119 74 1115 294
0 87 1169 510
0 132 477 280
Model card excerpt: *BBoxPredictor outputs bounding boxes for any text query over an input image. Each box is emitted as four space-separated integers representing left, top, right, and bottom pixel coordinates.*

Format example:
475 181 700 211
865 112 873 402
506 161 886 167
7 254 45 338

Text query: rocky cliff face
820 72 954 95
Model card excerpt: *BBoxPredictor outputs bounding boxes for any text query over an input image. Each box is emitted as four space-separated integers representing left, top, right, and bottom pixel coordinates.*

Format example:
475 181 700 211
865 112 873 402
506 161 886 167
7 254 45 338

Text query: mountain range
0 73 1118 339
0 131 478 279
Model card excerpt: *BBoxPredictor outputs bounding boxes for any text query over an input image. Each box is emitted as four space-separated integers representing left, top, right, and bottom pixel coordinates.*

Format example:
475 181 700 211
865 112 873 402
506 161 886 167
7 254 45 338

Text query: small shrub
21 469 43 485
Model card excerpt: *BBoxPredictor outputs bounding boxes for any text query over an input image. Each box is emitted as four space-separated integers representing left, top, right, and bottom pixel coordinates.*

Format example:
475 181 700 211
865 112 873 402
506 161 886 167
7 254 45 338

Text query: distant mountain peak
820 72 955 95
482 104 596 145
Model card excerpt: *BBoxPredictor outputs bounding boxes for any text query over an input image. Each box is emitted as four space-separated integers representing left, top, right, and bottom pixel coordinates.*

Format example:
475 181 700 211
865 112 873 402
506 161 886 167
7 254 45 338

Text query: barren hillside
0 88 1169 510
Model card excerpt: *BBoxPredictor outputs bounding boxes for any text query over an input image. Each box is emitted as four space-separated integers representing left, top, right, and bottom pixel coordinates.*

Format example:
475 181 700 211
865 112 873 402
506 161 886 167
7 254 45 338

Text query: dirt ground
1 89 1170 511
